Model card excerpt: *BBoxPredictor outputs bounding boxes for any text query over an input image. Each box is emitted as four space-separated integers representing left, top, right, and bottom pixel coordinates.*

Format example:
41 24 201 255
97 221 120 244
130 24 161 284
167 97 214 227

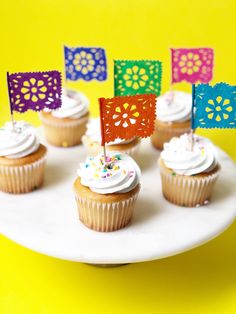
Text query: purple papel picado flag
7 71 62 113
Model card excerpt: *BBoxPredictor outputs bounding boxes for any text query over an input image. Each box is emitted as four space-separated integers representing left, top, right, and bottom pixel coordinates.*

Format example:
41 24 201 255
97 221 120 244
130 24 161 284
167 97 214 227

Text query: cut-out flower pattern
192 83 236 129
112 102 140 128
171 48 214 84
73 51 95 75
178 53 202 75
99 94 156 145
21 78 47 102
114 60 162 96
123 66 149 90
7 71 62 113
64 46 107 81
205 96 232 122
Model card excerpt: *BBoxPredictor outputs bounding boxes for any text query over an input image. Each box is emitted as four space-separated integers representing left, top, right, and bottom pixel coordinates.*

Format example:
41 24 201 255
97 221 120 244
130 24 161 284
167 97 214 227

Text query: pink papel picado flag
171 48 214 84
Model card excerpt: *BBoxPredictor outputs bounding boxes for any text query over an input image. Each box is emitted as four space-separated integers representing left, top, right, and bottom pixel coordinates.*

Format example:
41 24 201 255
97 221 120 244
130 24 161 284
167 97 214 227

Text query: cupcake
158 133 220 207
74 152 141 232
151 91 191 150
0 121 47 194
82 118 141 158
40 88 89 147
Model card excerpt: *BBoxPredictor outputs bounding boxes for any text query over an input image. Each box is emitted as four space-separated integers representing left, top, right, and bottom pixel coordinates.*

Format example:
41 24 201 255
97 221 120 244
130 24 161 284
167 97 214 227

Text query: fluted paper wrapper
159 160 220 207
117 143 140 159
75 192 139 232
82 136 141 159
0 156 46 194
41 115 88 147
151 121 191 150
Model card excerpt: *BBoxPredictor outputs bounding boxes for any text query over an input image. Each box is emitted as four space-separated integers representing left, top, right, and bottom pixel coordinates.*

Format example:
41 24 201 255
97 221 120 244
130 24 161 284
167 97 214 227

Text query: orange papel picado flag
99 94 156 146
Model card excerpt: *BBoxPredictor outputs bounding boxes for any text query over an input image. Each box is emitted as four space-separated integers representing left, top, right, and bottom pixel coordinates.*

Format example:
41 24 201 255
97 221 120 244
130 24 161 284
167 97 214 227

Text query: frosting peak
160 133 218 176
0 121 40 159
78 152 141 194
51 88 89 119
157 91 192 122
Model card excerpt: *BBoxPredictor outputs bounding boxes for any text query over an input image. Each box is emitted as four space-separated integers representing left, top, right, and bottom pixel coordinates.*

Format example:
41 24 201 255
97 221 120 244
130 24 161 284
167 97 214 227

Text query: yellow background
0 0 235 313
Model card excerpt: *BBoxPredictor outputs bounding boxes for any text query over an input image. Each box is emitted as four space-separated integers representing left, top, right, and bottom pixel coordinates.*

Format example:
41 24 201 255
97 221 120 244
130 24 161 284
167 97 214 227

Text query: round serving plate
0 132 235 265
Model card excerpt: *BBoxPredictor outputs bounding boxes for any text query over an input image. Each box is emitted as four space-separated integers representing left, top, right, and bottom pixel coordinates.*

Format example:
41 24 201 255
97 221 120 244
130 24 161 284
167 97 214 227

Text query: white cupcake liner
82 136 141 159
0 156 47 194
117 141 141 159
75 193 139 232
40 113 88 128
154 125 190 134
159 165 220 207
151 122 191 150
40 114 88 147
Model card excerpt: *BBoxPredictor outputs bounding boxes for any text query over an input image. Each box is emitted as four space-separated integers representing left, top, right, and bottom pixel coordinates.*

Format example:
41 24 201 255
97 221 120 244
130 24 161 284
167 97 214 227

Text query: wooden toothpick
190 129 195 151
99 97 107 165
63 45 69 89
10 112 15 131
191 84 196 151
103 145 107 164
7 72 15 131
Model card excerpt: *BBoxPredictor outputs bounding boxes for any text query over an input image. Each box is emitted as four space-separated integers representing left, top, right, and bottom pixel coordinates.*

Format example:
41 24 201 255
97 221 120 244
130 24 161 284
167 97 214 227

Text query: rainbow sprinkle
83 153 123 180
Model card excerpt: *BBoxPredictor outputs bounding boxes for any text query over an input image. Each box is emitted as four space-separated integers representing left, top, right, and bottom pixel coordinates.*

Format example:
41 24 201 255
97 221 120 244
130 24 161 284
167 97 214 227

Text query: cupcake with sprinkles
151 90 192 150
40 88 89 147
0 121 47 194
74 152 141 232
158 133 220 207
82 118 141 158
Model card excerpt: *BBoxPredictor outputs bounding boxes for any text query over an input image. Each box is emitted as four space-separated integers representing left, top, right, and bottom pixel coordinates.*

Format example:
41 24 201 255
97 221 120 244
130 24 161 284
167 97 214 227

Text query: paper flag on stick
114 60 162 96
192 83 236 129
7 71 62 113
64 46 107 81
171 48 214 84
99 94 156 146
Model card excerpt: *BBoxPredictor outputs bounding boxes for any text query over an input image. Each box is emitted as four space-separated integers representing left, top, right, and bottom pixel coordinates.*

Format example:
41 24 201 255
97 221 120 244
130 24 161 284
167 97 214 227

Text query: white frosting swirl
0 121 40 159
51 88 89 119
160 133 218 176
77 152 141 194
157 91 192 122
84 118 134 145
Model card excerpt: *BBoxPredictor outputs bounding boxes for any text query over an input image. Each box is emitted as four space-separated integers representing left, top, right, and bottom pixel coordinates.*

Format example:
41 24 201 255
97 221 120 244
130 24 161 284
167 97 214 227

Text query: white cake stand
0 135 235 265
